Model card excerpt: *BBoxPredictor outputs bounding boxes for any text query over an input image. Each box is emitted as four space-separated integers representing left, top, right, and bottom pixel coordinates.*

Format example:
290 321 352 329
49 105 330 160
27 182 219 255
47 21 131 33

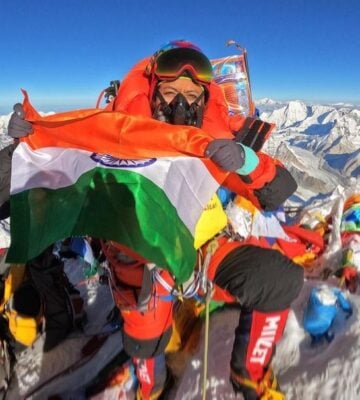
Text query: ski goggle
153 47 213 84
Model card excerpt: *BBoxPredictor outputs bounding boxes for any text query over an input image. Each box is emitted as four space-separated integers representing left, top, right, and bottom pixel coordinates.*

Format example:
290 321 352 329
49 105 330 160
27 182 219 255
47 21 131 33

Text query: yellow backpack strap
7 308 42 347
0 264 26 313
5 282 43 347
0 264 43 348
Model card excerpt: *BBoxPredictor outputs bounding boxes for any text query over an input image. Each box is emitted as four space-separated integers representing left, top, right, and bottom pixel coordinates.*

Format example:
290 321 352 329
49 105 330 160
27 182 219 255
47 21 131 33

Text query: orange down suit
100 58 309 397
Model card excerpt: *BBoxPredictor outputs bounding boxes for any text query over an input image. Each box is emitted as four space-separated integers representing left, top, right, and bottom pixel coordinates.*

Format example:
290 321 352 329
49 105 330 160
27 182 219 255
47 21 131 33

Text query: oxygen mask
153 91 204 127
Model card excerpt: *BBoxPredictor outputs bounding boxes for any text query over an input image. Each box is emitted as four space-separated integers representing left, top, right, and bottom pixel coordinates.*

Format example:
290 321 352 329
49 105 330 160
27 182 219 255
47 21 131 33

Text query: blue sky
1 0 359 113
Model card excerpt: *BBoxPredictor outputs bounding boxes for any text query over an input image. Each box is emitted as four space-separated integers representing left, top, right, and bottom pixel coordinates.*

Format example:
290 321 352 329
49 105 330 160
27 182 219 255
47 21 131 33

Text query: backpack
0 246 85 353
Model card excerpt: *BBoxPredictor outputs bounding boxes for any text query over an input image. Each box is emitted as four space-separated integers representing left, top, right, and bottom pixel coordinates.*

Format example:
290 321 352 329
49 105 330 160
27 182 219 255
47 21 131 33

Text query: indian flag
7 94 229 283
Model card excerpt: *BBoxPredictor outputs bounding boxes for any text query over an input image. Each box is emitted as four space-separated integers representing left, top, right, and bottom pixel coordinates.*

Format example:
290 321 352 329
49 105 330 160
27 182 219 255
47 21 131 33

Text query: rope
147 239 221 400
202 282 212 400
200 238 218 400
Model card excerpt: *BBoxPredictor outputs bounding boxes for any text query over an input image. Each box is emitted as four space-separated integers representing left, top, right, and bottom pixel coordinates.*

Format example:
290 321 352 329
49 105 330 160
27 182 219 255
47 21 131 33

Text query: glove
205 139 245 172
7 103 33 138
254 166 298 211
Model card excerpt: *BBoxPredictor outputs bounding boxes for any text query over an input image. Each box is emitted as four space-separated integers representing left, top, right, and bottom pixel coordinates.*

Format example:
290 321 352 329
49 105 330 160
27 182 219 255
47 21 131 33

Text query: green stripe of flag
7 167 196 283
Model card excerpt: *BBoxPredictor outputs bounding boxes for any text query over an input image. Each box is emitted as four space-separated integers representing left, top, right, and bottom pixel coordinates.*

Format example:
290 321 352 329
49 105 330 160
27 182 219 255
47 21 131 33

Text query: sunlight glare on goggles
154 48 213 84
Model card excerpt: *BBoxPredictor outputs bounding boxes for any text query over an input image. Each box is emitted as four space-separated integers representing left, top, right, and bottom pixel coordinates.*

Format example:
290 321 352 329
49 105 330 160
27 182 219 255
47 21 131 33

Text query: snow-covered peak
255 98 286 113
330 101 357 107
285 100 309 125
256 97 279 105
260 100 309 128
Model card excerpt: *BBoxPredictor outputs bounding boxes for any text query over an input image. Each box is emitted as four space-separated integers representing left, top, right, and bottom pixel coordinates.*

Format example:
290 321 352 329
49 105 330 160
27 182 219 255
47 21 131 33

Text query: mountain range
254 99 360 203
